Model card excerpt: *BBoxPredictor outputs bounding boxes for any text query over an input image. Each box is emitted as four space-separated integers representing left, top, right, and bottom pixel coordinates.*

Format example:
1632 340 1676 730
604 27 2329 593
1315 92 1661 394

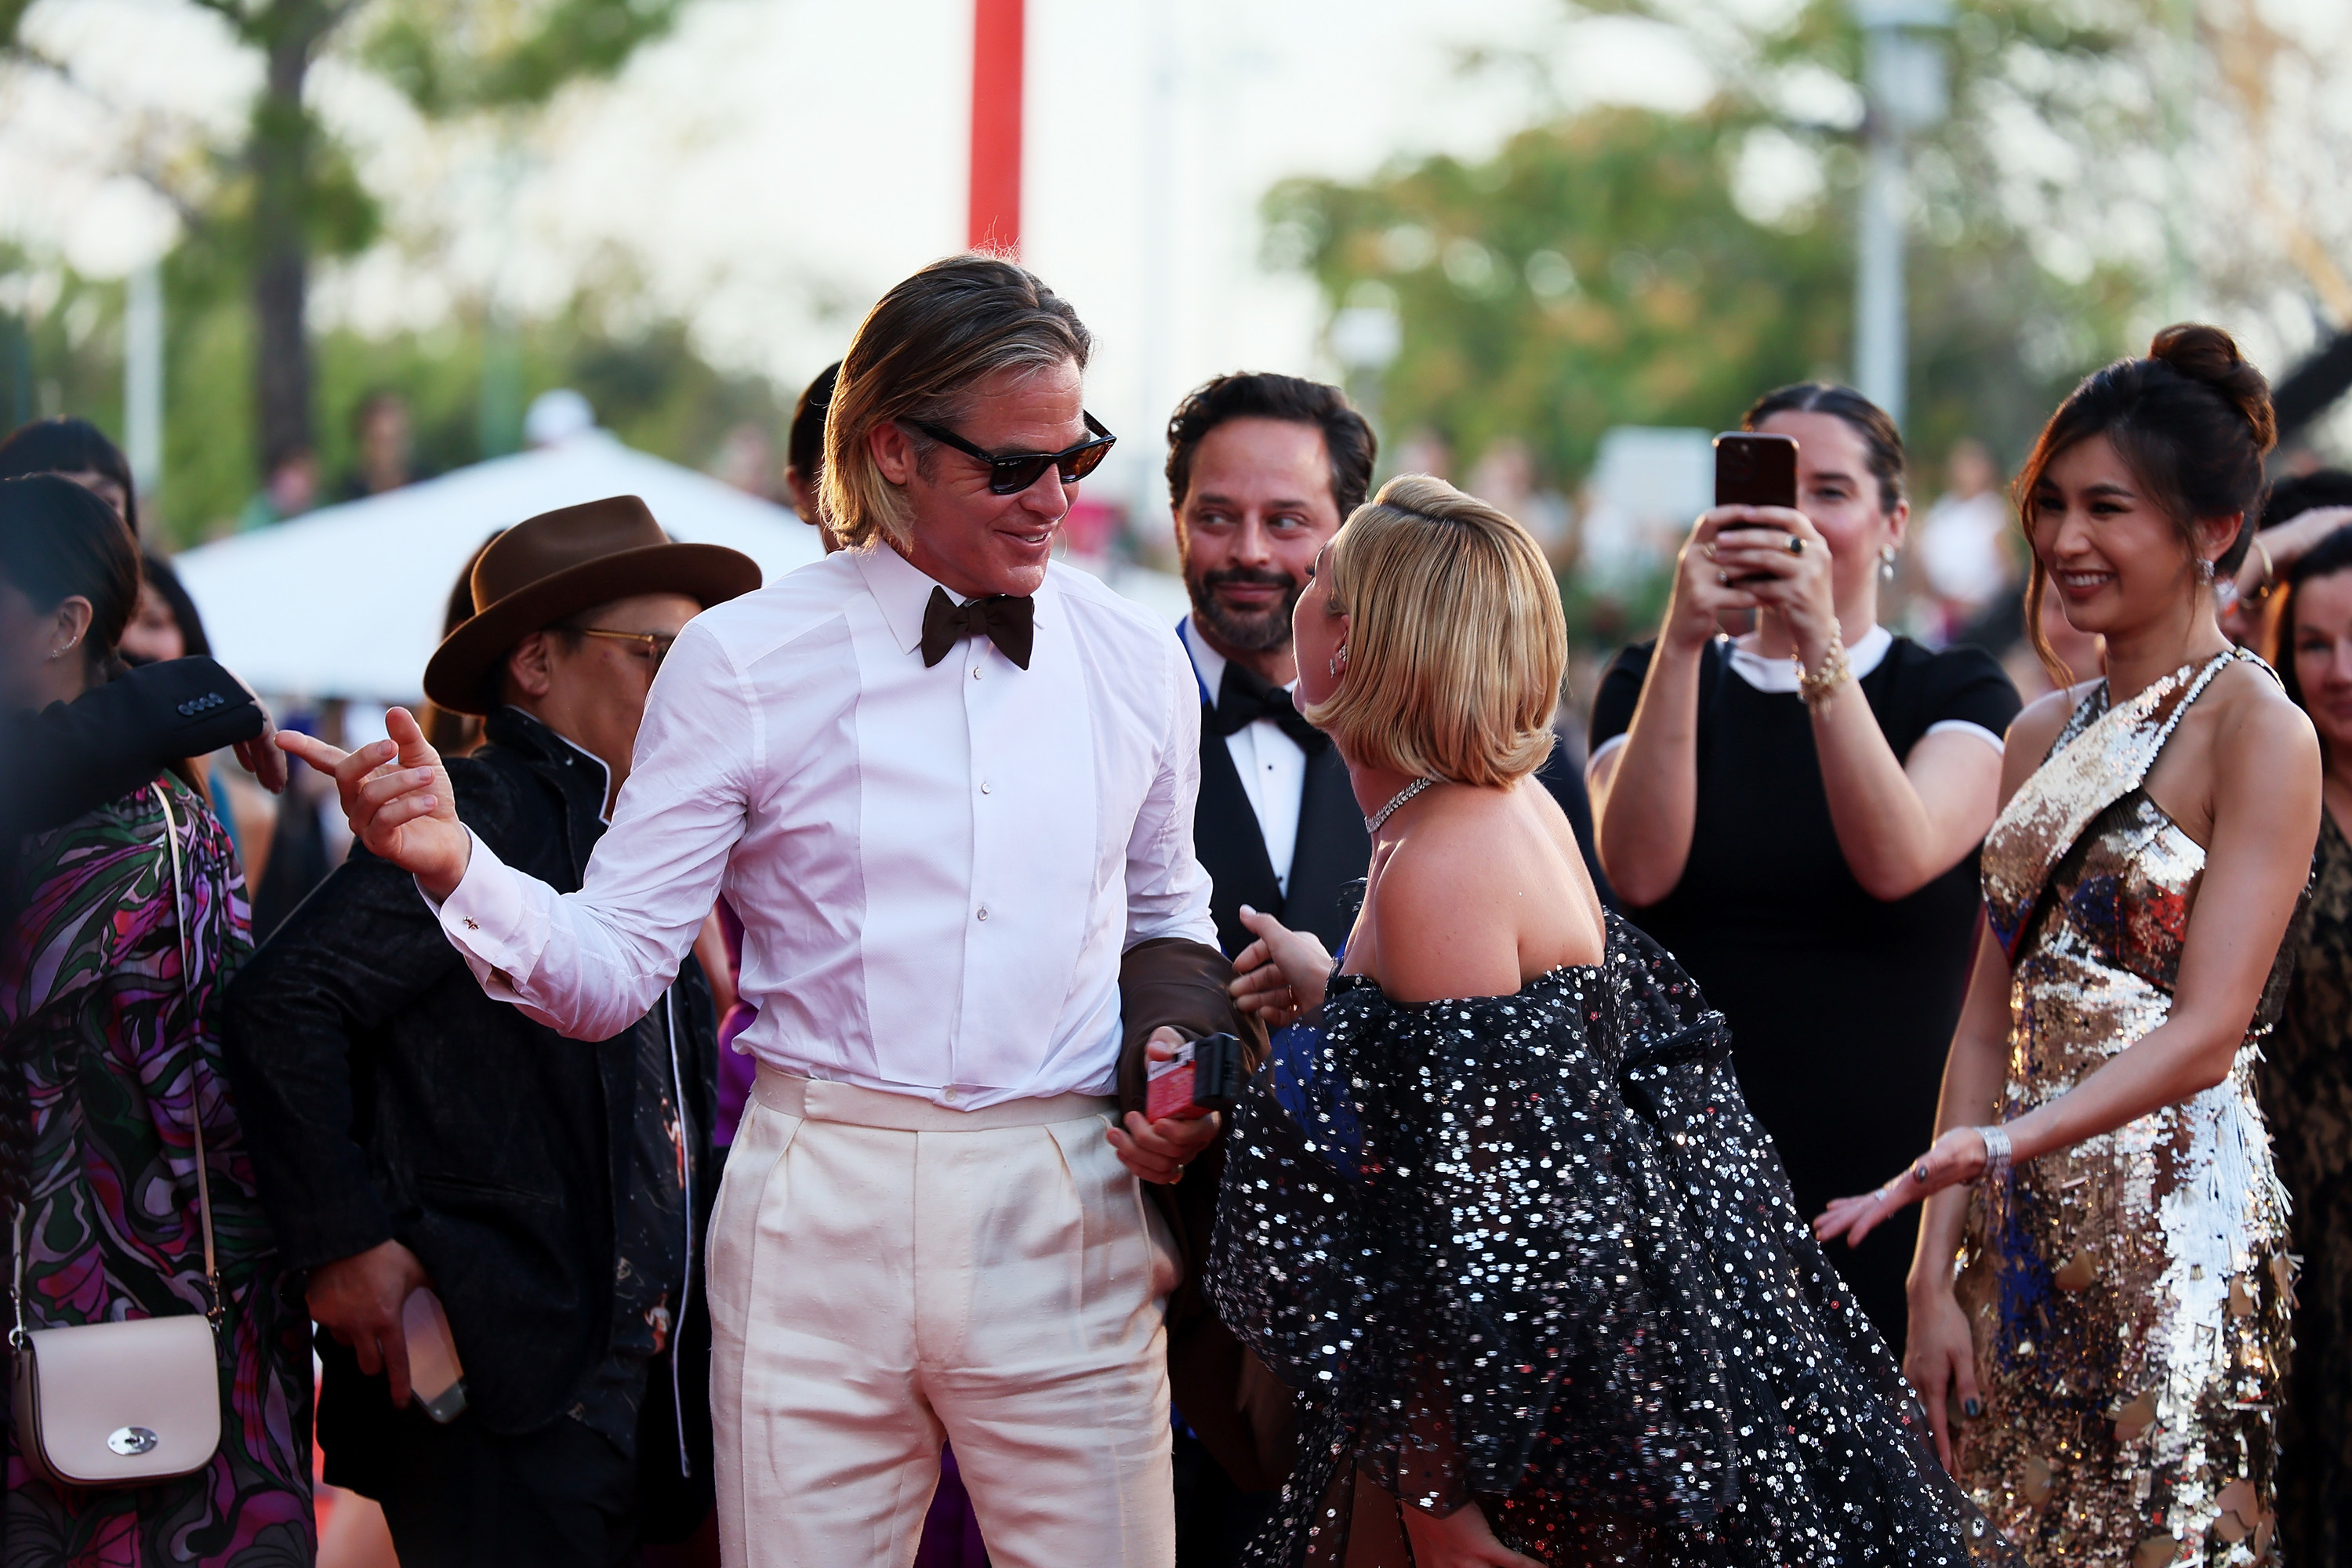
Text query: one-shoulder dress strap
1984 648 2245 960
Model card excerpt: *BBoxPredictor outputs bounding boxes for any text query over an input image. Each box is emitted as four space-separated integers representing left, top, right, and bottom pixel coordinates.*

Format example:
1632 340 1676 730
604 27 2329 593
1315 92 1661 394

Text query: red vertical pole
968 0 1023 253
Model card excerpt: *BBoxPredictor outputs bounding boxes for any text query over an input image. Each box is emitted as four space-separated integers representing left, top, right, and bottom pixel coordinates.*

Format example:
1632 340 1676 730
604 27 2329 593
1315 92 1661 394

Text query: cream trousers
707 1068 1181 1568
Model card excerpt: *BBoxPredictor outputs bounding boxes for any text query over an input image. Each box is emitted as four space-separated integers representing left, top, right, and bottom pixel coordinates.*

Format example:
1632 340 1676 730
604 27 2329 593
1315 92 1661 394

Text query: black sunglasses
902 412 1117 496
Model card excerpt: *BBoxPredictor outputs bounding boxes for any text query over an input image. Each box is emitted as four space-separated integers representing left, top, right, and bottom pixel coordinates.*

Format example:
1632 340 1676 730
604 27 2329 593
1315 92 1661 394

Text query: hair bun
2150 323 2277 455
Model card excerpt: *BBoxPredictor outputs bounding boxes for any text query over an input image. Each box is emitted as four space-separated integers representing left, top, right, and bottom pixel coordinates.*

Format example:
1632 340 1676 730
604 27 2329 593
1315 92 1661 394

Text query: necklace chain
1364 776 1438 835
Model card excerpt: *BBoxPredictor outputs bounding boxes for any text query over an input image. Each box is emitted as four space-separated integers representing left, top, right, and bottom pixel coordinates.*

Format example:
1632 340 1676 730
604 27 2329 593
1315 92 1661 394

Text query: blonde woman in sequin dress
1216 477 2011 1568
1818 326 2320 1568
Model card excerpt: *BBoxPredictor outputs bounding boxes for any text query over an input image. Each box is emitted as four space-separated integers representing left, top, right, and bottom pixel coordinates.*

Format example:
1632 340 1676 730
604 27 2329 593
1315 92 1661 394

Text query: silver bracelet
1975 1124 2013 1187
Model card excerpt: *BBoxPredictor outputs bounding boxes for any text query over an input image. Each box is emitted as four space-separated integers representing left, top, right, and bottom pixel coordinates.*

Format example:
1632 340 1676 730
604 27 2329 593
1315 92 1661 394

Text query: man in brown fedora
283 256 1254 1568
223 496 759 1566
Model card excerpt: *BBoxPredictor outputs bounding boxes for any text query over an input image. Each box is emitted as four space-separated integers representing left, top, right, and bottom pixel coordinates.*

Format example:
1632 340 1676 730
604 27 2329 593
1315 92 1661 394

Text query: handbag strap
8 782 221 1347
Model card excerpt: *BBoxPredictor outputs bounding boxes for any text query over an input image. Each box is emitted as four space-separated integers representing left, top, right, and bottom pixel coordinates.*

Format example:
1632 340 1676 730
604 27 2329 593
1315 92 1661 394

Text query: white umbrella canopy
173 429 826 704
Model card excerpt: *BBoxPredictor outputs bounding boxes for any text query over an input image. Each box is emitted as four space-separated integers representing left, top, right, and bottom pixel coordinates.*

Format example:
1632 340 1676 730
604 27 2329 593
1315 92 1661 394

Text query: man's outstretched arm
281 623 752 1041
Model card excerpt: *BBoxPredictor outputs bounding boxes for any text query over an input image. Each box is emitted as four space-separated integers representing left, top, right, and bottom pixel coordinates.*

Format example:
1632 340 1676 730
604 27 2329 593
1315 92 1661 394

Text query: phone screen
1714 433 1798 514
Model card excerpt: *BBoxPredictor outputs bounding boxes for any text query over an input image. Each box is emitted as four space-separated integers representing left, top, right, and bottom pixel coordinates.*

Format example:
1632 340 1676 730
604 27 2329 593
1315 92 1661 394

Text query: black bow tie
1210 661 1327 753
920 587 1035 670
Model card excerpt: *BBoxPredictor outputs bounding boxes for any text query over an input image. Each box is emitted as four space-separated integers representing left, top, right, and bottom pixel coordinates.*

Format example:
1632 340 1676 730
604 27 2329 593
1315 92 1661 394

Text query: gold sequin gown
1962 650 2296 1566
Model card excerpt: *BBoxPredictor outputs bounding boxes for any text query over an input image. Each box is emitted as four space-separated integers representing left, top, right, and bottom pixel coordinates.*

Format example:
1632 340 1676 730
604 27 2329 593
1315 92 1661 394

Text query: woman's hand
2220 505 2352 644
1399 1497 1546 1568
1705 505 1839 667
1903 1283 1981 1475
278 706 470 899
1813 1125 1990 1248
1229 904 1334 1028
1659 509 1771 654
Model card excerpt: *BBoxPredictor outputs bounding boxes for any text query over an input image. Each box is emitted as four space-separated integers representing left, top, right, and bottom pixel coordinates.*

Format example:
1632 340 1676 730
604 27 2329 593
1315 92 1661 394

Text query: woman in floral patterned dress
0 475 313 1565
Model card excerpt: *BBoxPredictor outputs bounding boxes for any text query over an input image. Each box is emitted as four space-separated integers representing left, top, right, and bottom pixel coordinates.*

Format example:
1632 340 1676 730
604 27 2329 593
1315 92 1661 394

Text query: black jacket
2 657 262 841
221 708 719 1496
1193 702 1369 959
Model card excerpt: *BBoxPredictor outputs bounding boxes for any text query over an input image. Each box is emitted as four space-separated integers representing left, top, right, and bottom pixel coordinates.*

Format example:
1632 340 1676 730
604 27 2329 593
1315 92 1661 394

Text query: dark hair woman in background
0 416 139 533
1587 383 2021 1346
1820 326 2317 1565
0 476 314 1561
2252 491 2352 1565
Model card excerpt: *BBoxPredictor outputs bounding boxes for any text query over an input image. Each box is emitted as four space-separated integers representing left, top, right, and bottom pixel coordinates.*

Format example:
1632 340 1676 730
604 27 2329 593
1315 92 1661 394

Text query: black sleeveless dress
1207 914 2015 1566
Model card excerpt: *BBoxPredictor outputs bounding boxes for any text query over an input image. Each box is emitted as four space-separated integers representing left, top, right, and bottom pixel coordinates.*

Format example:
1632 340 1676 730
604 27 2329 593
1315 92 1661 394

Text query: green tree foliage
1270 103 2136 502
2 0 690 471
7 248 787 546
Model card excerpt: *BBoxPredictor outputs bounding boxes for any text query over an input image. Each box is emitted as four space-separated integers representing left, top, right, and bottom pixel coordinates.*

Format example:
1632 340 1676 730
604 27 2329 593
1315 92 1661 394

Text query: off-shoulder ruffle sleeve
1208 915 2015 1568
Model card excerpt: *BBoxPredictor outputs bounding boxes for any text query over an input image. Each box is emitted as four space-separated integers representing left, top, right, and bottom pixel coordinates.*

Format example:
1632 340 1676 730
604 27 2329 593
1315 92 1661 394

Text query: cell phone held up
1712 431 1799 633
1145 1033 1244 1122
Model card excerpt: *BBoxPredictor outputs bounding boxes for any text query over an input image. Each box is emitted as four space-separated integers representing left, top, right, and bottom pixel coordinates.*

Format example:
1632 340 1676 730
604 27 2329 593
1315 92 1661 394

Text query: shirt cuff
421 827 539 1000
1922 718 2006 756
1586 732 1630 773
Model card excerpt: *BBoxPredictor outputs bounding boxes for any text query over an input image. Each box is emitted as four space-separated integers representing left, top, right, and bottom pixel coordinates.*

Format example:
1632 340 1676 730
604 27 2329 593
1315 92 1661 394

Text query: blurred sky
2 0 1720 514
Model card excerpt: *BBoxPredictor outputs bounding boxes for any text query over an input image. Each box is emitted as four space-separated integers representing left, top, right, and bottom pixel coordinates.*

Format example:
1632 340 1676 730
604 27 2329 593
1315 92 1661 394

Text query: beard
1187 564 1303 655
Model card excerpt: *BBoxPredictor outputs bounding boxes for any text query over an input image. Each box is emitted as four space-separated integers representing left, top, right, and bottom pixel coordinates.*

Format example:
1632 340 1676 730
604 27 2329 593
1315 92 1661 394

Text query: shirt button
977 906 990 921
971 666 982 681
980 779 992 794
942 1087 960 1105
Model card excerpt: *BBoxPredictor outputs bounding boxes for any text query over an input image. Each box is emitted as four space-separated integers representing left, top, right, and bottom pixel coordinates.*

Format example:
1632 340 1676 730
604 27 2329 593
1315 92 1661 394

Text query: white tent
174 429 827 703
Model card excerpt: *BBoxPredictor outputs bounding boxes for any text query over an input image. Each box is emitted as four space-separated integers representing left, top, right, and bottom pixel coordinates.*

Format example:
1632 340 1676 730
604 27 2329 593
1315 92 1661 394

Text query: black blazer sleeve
219 761 510 1272
1 658 265 840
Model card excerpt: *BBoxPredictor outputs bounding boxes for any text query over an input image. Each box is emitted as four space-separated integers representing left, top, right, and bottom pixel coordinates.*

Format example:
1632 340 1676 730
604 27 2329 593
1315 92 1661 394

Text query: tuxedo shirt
433 543 1217 1112
1180 619 1305 895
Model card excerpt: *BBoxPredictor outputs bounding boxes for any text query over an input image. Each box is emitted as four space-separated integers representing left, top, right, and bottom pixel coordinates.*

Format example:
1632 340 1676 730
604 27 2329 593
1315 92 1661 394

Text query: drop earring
1879 543 1899 582
1329 646 1348 678
2198 557 2216 585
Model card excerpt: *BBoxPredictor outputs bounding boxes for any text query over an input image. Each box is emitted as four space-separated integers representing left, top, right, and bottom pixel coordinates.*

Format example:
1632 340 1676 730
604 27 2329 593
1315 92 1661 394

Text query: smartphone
401 1287 468 1424
1145 1033 1245 1120
1714 432 1798 514
1713 432 1800 633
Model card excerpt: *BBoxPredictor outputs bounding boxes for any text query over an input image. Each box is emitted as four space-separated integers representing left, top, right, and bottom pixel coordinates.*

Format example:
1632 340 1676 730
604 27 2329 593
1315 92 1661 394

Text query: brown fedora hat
423 495 761 714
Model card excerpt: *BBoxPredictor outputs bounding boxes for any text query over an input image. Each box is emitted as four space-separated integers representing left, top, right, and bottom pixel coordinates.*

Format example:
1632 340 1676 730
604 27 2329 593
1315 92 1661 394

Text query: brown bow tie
920 586 1035 670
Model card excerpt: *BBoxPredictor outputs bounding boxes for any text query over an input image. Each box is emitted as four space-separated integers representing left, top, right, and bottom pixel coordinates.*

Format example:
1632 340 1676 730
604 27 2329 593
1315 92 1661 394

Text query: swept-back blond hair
822 254 1092 551
1303 474 1564 786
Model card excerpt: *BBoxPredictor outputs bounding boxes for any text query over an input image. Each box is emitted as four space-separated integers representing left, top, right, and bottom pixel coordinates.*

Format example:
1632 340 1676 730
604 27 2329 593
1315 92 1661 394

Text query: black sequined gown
1208 914 2015 1566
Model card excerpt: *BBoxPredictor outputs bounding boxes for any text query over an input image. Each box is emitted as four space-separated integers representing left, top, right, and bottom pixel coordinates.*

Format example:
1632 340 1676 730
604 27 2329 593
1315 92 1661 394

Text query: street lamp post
1851 0 1950 431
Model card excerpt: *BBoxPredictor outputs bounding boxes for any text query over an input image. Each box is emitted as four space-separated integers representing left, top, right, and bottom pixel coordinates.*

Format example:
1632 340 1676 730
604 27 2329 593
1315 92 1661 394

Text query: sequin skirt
1958 966 2292 1566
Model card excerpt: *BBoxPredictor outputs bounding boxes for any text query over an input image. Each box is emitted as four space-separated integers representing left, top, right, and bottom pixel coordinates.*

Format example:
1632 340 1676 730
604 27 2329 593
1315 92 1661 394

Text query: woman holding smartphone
1818 325 2316 1564
1588 383 2020 1347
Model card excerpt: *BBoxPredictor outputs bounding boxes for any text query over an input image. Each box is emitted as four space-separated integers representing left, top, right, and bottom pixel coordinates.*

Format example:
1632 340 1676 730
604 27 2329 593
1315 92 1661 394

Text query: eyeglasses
566 626 677 670
902 412 1117 495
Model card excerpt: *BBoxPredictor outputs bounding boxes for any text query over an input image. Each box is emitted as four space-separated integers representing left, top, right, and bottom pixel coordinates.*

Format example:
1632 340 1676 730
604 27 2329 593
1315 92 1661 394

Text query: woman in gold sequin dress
1818 326 2321 1567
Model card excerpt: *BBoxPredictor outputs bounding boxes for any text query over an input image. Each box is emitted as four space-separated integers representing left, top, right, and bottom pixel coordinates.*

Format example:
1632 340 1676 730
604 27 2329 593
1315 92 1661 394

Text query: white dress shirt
433 542 1217 1110
1179 619 1308 895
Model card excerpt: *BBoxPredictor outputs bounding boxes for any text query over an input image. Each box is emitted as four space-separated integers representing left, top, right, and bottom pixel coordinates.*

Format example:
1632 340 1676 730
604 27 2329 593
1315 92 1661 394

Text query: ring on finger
1787 535 1806 557
1718 569 1731 586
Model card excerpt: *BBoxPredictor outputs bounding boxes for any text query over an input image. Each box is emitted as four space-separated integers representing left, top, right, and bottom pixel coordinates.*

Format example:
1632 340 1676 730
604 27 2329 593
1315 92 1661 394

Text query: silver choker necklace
1365 776 1438 835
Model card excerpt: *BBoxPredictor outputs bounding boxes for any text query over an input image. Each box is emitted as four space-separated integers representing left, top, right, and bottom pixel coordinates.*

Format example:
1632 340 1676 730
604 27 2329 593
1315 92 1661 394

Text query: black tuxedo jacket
1191 686 1370 959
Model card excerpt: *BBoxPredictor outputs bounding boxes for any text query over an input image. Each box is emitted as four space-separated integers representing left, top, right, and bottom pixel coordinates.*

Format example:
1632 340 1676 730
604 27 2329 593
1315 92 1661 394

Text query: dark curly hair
1164 372 1377 521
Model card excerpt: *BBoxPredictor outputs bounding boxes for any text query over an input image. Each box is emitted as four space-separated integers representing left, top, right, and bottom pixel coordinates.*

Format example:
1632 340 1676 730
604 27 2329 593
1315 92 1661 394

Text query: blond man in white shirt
285 256 1232 1568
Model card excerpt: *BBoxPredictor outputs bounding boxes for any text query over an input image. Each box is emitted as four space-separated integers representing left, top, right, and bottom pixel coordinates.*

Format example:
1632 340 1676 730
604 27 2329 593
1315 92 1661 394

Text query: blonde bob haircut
822 253 1092 552
1303 474 1565 787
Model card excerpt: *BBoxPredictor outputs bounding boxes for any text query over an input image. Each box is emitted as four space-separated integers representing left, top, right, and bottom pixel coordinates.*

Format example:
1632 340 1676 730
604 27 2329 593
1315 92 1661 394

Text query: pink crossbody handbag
9 782 224 1487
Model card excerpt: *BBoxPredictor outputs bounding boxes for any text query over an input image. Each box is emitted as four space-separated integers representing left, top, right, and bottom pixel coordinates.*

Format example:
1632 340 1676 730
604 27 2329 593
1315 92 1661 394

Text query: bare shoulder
2208 660 2318 779
1365 789 1528 1003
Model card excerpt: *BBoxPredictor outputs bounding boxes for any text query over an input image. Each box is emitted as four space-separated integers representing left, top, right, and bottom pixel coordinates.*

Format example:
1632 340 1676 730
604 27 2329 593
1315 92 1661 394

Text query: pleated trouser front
707 1066 1181 1568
